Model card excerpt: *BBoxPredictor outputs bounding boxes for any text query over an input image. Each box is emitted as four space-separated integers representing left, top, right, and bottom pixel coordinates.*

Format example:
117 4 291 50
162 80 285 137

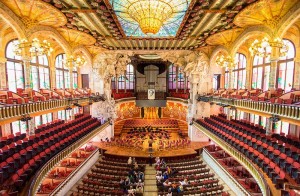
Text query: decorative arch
209 45 230 66
277 1 300 38
230 26 273 56
72 45 93 67
0 1 26 39
26 26 71 55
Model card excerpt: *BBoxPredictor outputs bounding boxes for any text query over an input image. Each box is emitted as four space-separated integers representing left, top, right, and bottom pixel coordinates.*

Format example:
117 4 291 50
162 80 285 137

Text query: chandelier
127 0 174 34
13 38 53 57
249 37 288 58
215 55 235 69
66 55 86 68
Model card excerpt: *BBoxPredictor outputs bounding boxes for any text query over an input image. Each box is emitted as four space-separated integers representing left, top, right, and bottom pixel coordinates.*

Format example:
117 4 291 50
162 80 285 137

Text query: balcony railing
0 95 105 121
197 96 300 121
193 122 271 196
28 122 109 196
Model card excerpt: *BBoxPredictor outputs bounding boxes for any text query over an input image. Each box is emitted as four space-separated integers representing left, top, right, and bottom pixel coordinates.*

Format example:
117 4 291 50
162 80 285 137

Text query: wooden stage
92 140 210 158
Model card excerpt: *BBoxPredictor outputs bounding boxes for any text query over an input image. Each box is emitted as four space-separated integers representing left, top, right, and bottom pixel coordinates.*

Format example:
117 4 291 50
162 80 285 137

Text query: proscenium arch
0 1 26 39
72 45 93 67
26 26 72 55
277 1 300 38
230 26 273 56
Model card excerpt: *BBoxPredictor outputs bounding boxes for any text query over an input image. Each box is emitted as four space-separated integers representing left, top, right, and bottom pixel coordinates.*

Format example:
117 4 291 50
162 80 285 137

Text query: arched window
126 64 135 90
111 64 135 91
277 39 295 92
168 64 177 90
5 40 24 92
233 53 246 89
55 54 70 88
252 55 270 91
73 67 78 89
30 55 50 90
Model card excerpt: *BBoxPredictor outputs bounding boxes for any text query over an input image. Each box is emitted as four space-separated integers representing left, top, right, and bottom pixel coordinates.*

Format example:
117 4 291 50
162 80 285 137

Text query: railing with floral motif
0 95 105 122
197 95 300 121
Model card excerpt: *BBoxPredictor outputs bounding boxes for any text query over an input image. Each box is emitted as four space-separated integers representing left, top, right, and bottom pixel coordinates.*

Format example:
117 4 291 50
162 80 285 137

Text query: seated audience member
128 157 132 165
171 184 179 194
138 171 144 180
163 171 169 180
163 179 172 187
180 178 188 185
127 186 135 196
136 179 144 193
125 177 131 186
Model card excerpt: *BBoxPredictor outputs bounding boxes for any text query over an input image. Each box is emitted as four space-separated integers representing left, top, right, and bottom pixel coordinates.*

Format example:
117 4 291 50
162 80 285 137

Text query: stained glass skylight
109 0 191 37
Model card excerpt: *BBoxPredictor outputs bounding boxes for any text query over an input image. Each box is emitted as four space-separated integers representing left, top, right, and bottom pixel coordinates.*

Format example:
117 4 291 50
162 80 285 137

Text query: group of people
154 157 188 195
119 157 145 195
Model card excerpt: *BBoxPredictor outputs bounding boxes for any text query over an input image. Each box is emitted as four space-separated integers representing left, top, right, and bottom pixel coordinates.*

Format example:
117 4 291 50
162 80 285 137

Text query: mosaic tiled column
245 63 252 90
23 56 32 89
28 117 35 136
0 57 7 89
228 68 233 89
69 68 73 90
293 57 300 89
50 65 56 89
269 47 280 89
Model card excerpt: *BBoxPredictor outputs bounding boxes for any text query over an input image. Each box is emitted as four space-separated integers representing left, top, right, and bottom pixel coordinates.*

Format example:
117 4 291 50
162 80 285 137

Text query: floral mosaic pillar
269 47 280 89
245 63 252 90
293 57 300 89
28 117 35 136
69 68 73 90
228 68 233 89
0 57 7 89
50 65 56 89
23 56 32 89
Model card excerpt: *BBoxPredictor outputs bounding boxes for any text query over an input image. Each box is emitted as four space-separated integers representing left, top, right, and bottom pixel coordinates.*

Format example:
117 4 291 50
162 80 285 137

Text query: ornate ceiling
34 0 259 50
2 0 298 51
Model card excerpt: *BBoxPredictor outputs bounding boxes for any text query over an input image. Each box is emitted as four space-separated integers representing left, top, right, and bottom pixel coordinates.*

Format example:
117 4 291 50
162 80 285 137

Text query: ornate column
245 58 252 90
22 56 32 89
228 68 233 89
0 57 7 89
50 65 56 89
269 47 280 89
28 117 35 136
293 57 300 89
69 67 73 90
266 115 280 135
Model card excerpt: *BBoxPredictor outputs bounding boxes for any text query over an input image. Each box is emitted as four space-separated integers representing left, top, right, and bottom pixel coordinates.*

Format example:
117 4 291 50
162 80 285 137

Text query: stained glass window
11 121 27 134
126 64 135 90
109 0 191 37
30 55 50 90
233 53 246 89
252 55 270 91
277 39 295 92
6 40 24 92
55 54 70 88
168 64 176 90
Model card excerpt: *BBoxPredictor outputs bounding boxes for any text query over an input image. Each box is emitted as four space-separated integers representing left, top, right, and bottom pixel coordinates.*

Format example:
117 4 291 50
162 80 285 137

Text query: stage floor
92 141 210 158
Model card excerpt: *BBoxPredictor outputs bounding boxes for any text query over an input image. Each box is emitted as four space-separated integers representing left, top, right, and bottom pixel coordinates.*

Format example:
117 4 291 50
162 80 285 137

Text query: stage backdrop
162 102 187 121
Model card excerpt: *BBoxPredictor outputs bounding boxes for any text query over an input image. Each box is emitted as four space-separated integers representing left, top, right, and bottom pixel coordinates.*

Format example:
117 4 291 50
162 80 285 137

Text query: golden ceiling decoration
234 0 297 29
86 46 107 57
2 0 67 28
58 28 96 47
206 28 244 47
127 0 175 35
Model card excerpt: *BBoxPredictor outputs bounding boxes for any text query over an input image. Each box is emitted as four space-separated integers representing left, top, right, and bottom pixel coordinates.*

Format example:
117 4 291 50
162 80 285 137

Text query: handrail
0 95 105 124
197 95 300 122
202 148 250 196
28 122 109 196
50 148 99 196
193 123 271 196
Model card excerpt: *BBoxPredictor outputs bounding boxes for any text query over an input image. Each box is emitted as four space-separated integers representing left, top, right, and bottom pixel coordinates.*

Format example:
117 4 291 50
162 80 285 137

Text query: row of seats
0 115 101 194
169 92 189 99
112 92 134 100
197 116 300 188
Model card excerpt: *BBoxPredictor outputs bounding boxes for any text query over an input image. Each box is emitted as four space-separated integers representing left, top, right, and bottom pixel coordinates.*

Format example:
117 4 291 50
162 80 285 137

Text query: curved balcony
197 95 300 124
28 122 110 196
193 122 271 196
0 95 105 123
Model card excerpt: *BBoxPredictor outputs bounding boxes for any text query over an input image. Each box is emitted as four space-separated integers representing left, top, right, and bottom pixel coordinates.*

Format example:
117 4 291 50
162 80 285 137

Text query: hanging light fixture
215 55 235 69
249 37 288 57
127 0 174 34
66 55 86 68
13 38 53 57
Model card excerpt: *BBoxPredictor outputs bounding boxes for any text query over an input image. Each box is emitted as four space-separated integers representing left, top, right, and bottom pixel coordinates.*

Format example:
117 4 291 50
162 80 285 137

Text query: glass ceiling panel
109 0 191 38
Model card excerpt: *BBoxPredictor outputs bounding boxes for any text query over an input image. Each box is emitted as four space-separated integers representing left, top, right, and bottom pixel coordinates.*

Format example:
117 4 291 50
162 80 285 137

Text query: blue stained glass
110 0 191 37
